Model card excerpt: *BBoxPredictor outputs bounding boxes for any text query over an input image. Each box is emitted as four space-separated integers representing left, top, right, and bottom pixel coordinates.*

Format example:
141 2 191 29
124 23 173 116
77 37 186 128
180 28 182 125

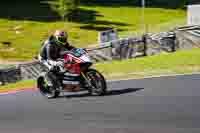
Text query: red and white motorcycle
37 48 107 98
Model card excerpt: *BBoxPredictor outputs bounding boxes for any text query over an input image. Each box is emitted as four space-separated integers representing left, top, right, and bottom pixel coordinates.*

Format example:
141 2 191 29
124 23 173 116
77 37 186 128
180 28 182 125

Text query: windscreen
71 48 86 57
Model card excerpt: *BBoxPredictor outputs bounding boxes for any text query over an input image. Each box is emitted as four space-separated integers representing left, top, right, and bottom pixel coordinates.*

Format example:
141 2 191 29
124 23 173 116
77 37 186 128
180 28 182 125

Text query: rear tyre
37 72 60 99
85 69 107 96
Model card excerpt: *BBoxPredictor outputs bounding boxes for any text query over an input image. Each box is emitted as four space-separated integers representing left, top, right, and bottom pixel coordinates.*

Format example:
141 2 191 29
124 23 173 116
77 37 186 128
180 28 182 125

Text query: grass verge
95 48 200 80
1 48 200 92
0 80 35 93
0 5 186 61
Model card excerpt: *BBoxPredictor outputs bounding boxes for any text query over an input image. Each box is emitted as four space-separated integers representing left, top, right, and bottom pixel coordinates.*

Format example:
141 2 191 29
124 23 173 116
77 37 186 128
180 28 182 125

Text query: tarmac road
0 74 200 133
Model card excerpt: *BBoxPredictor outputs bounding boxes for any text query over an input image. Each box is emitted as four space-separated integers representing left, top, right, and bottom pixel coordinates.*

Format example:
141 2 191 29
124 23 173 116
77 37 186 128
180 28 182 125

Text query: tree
180 0 187 9
50 0 79 21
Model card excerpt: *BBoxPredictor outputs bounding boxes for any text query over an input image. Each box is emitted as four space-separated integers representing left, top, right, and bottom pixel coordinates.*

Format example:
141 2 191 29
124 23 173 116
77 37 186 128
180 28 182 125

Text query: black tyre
85 69 107 96
37 72 60 99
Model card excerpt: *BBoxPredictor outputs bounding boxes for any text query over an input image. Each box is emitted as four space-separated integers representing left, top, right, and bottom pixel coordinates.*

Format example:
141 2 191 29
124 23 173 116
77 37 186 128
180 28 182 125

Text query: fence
0 29 182 86
88 36 146 61
18 61 48 80
0 67 21 85
145 32 177 55
175 25 200 49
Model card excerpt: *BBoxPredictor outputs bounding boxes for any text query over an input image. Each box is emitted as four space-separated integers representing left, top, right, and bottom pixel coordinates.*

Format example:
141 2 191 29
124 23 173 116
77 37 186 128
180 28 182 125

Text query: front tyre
37 72 60 99
84 69 107 96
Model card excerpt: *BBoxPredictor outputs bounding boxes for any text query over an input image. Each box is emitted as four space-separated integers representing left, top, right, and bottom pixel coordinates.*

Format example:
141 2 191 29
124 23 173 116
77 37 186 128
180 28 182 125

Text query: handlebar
60 48 88 57
56 59 65 62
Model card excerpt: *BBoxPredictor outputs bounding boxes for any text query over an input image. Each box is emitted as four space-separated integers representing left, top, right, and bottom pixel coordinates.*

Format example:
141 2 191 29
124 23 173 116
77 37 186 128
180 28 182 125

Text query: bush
80 0 187 8
50 0 80 21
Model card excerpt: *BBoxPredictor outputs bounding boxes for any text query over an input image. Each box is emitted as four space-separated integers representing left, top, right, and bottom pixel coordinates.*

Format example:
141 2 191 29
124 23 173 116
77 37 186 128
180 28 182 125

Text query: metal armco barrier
18 61 48 80
88 37 146 61
0 37 146 84
175 25 200 49
1 26 199 85
145 32 177 56
0 67 21 85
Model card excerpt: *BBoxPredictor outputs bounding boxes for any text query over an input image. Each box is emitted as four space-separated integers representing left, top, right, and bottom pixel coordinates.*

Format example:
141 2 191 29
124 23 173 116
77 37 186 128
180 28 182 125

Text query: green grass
0 64 14 69
95 48 200 80
1 48 200 91
0 80 35 92
0 4 186 61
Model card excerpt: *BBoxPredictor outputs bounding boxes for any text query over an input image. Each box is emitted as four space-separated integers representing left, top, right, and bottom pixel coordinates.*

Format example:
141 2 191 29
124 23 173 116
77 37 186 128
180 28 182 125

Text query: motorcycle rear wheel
84 69 107 96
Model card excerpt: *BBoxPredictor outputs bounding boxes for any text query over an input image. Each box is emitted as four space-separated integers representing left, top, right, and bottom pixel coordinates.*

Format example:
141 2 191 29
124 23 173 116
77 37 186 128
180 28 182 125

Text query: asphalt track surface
0 74 200 133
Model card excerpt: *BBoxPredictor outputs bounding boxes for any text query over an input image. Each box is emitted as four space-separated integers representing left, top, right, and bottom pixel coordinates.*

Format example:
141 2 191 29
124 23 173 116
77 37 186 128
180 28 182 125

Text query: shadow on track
58 88 144 99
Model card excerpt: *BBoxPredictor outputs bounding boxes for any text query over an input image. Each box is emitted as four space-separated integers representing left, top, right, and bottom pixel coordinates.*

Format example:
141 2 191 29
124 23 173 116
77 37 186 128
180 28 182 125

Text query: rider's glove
48 60 63 67
56 61 64 66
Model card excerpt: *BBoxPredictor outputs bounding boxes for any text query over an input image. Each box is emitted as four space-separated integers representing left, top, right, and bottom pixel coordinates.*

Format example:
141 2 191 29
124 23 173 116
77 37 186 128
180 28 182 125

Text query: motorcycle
37 48 107 98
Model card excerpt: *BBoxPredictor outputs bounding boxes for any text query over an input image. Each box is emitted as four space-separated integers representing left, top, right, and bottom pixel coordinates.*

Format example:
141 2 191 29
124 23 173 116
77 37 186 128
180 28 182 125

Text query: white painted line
107 72 200 83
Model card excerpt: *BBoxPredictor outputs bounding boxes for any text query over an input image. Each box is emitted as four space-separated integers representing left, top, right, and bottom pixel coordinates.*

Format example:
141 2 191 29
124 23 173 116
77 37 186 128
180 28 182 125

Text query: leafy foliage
81 0 188 8
189 0 200 5
1 0 189 8
50 0 80 21
145 0 187 8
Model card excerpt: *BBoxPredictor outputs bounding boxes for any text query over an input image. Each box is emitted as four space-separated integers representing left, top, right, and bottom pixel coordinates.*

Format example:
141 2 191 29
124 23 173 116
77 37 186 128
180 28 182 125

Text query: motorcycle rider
38 30 80 91
38 30 74 69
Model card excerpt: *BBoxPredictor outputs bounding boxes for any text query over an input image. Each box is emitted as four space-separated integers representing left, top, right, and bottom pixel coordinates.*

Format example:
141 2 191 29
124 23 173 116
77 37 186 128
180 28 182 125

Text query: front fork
81 72 94 89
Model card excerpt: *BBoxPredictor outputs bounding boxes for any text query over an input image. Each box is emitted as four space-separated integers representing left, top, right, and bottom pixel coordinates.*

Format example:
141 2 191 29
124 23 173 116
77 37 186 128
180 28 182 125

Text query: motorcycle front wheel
37 72 60 99
84 69 107 96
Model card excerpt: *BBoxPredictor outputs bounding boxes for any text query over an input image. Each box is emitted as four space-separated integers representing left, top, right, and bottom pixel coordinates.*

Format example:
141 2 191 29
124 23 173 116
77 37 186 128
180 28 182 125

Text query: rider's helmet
53 30 68 46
